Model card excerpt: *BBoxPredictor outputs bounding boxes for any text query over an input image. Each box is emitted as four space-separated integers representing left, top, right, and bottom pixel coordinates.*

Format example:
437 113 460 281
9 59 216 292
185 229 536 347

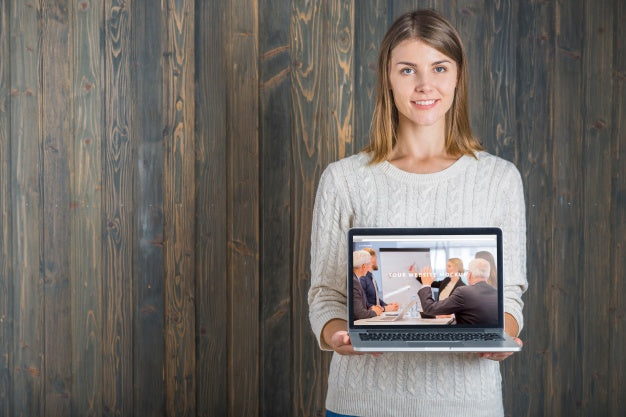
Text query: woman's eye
434 66 447 73
401 67 415 75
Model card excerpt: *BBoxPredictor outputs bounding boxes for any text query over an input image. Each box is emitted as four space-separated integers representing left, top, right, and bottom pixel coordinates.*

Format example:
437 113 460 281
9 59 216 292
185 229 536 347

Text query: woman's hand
328 330 365 355
477 337 523 361
322 318 381 356
419 265 435 286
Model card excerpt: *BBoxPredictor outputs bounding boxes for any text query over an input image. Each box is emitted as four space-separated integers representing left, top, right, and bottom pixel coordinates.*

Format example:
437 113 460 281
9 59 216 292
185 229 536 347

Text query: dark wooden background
0 0 624 416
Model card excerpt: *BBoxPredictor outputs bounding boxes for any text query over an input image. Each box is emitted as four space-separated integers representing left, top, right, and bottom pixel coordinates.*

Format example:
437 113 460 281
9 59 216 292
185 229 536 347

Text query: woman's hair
447 257 465 274
362 247 377 257
363 9 483 163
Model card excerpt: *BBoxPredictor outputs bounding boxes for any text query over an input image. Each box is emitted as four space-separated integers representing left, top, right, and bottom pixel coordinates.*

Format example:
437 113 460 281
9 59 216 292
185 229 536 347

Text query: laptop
348 227 522 352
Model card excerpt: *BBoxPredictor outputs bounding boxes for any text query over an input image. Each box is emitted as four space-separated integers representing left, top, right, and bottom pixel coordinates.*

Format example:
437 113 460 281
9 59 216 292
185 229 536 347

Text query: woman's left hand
477 337 523 361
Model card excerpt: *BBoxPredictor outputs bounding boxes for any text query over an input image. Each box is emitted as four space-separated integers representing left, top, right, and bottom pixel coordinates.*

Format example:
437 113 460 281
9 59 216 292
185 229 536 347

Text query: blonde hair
362 247 377 256
363 9 483 163
447 257 464 274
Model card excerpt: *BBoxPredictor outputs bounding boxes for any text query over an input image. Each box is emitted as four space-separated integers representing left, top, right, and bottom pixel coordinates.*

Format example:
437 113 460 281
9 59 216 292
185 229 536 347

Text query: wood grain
484 0 517 162
0 0 11 414
194 1 228 416
163 0 196 415
291 0 330 415
609 2 626 415
453 0 488 144
131 0 166 415
10 2 43 416
506 2 554 416
259 0 292 415
102 1 133 415
41 1 72 415
582 0 613 413
227 0 260 416
354 0 387 150
71 0 103 414
551 1 586 416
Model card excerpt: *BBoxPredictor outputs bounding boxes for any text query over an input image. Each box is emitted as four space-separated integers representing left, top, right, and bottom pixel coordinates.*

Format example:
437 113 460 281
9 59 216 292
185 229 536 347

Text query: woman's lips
411 99 438 109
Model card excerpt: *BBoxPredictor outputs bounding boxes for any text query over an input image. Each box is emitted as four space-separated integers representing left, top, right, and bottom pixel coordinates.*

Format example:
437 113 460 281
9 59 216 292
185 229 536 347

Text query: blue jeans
326 410 358 417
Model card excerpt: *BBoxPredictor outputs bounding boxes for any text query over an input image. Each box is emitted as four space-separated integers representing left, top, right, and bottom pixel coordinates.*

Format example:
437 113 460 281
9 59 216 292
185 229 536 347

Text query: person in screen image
360 248 399 312
416 257 466 300
308 9 526 417
417 258 466 318
476 250 498 289
352 250 383 319
417 258 498 325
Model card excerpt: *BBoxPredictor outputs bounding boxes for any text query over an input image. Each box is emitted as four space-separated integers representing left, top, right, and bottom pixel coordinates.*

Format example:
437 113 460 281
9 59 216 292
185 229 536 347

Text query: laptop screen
348 228 503 329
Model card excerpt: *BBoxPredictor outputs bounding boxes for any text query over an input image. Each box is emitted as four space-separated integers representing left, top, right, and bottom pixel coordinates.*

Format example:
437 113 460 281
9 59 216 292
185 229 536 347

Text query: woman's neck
387 118 458 174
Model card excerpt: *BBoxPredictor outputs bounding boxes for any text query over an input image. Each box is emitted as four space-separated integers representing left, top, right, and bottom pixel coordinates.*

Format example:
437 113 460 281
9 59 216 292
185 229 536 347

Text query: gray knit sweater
309 151 527 417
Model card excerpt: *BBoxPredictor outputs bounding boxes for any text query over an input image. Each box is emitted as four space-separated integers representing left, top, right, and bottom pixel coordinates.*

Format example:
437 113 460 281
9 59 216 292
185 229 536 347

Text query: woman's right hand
323 319 380 356
328 330 364 355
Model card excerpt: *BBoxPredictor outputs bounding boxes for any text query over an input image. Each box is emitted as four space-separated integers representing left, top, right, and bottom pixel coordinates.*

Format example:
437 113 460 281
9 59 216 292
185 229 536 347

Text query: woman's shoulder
324 152 372 173
474 151 517 171
473 151 522 179
320 152 375 185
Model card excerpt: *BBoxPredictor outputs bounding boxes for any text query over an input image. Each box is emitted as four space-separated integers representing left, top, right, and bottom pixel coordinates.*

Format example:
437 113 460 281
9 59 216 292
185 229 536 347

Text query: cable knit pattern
308 151 527 417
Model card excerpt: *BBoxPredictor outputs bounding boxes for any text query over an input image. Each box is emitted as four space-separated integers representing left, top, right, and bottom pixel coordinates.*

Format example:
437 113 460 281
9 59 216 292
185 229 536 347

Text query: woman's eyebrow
394 60 452 66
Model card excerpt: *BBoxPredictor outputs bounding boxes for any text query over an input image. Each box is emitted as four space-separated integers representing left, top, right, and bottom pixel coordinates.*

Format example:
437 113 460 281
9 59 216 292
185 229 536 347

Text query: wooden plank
454 1 488 143
227 0 260 415
581 0 613 413
258 0 292 415
354 1 387 150
609 1 626 414
41 0 72 415
0 0 11 414
163 0 196 415
326 0 354 160
102 1 133 415
71 0 103 414
505 2 554 416
131 1 165 415
291 0 330 414
10 1 44 416
548 1 585 415
484 0 517 162
391 1 437 18
317 4 356 411
194 1 228 416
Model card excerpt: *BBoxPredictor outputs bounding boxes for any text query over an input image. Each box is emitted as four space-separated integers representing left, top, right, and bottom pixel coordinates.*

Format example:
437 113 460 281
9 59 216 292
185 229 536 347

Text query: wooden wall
0 0 623 416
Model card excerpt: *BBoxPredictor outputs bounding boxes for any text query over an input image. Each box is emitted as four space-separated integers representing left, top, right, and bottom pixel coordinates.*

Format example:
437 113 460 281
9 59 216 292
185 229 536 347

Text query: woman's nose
414 71 434 92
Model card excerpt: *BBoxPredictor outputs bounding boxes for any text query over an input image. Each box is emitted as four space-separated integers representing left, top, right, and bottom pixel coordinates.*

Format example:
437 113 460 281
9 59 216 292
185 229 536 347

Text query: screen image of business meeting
352 232 499 326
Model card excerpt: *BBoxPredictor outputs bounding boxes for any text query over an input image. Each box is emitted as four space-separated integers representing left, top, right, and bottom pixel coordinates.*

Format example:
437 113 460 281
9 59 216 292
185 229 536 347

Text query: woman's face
388 39 458 130
446 261 458 275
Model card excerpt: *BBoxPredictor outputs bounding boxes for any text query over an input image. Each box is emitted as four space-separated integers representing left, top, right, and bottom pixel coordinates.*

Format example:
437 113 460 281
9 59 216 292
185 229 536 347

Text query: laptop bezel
348 227 504 331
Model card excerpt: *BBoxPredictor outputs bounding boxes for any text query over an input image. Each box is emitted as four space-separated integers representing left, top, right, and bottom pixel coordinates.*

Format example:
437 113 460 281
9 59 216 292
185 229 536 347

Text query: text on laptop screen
350 232 501 328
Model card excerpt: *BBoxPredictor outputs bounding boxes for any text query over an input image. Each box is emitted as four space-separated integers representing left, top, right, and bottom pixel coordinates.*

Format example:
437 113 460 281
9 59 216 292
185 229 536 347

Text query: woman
308 9 527 417
416 258 466 319
417 258 466 301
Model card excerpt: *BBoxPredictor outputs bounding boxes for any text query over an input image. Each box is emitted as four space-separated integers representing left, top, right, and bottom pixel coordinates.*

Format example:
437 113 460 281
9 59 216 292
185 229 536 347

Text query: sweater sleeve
308 164 353 350
498 163 528 334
